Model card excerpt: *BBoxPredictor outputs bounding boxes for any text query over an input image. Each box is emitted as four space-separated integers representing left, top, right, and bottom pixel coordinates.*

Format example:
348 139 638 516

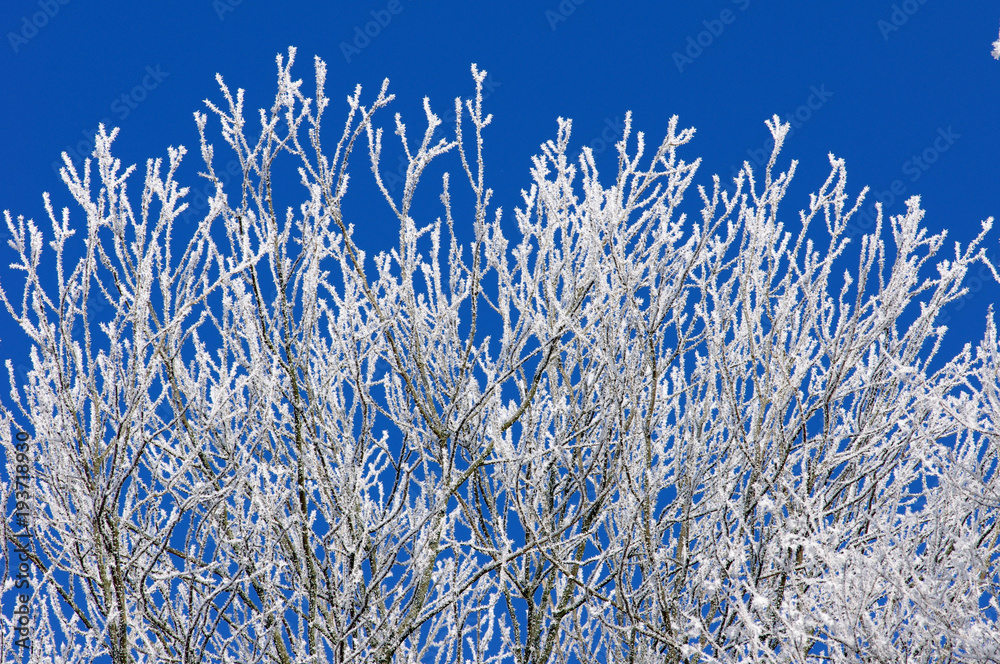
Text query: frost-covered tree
2 48 999 664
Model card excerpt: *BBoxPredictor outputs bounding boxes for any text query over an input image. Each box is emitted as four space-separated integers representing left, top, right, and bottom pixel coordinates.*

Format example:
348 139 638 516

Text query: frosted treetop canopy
1 48 999 663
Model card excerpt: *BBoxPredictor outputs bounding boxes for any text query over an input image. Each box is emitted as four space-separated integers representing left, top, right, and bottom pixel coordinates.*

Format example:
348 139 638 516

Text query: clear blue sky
2 1 999 374
2 0 999 659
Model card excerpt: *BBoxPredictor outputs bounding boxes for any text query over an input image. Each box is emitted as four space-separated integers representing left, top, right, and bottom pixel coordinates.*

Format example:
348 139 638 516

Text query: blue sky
2 0 999 368
2 1 1000 660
